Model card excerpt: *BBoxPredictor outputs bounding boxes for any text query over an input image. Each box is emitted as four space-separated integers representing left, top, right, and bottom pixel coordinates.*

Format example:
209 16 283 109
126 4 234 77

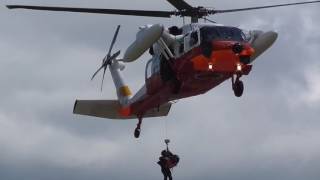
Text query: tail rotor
91 25 121 91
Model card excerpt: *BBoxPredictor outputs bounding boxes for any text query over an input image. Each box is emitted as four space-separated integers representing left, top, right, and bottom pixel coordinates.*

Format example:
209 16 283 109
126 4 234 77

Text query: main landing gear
134 116 143 138
232 74 244 97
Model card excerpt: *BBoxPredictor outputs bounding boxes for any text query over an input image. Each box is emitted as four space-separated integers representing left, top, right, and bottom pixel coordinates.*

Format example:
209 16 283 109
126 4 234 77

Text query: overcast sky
0 0 320 180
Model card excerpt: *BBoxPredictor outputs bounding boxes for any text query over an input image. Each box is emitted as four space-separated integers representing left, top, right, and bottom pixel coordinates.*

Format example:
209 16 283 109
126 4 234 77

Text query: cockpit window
200 26 245 42
241 29 252 42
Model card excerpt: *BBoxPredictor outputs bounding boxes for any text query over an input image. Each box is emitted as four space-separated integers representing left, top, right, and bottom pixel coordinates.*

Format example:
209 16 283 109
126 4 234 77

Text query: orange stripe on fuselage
191 41 255 73
192 49 240 72
119 106 131 117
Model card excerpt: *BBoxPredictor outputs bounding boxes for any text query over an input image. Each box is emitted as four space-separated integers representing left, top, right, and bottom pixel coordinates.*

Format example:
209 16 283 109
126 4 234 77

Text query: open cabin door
145 56 163 95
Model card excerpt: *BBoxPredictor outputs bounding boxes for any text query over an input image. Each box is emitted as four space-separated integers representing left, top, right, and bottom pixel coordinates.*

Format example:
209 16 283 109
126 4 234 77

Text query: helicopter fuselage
125 24 260 117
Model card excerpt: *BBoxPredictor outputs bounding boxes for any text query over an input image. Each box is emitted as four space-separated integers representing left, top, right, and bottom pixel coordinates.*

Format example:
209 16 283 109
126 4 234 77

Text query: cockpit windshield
200 26 245 42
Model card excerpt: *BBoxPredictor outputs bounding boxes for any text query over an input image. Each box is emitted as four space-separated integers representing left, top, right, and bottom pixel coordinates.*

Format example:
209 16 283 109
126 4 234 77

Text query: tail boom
109 61 132 106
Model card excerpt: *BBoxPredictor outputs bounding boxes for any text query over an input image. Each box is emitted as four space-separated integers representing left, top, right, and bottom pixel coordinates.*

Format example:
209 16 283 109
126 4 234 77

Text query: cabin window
145 56 160 80
241 29 252 42
145 59 153 80
200 26 245 42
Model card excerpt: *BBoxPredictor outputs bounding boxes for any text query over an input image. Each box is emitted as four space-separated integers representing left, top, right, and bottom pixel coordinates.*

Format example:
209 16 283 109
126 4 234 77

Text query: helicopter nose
194 40 255 73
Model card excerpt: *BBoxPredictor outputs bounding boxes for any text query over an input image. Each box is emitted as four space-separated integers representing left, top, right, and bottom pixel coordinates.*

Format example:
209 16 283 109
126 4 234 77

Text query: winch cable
164 118 168 142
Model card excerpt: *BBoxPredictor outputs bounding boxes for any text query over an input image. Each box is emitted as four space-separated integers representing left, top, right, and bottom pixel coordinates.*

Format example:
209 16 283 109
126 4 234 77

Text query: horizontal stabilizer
73 100 172 120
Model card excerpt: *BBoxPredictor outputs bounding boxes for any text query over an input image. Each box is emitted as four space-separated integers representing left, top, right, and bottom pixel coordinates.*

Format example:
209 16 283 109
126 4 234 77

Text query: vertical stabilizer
109 61 132 107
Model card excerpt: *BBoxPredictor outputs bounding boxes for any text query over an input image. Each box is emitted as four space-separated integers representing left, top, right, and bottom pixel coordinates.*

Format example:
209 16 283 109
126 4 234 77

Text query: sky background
0 0 320 180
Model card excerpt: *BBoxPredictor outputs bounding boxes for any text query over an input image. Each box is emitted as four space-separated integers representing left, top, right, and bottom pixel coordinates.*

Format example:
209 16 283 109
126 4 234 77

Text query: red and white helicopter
7 0 320 138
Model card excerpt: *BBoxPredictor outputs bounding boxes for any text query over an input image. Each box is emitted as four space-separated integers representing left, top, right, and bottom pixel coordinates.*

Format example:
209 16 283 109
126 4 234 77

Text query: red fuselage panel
130 40 254 116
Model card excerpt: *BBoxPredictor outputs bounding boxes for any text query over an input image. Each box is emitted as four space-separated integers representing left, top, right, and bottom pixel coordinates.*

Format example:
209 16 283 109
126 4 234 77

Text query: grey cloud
1 0 320 180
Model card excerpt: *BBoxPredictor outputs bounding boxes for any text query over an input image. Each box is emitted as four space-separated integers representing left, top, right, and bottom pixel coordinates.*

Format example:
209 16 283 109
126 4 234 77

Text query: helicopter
7 0 320 138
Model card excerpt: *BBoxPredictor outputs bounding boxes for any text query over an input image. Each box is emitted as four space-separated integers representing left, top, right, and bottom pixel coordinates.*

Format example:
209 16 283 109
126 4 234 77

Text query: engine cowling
123 24 164 62
250 31 278 62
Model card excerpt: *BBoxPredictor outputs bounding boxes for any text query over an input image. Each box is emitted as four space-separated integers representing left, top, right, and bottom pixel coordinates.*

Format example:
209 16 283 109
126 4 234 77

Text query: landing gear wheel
134 116 143 138
233 80 244 97
134 128 141 138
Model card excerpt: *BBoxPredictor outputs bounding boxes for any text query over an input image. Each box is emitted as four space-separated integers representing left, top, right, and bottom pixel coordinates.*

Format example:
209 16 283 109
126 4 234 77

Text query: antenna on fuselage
203 17 216 24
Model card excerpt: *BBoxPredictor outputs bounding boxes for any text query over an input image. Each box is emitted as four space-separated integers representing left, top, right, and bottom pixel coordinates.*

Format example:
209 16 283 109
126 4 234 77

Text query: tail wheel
233 80 244 97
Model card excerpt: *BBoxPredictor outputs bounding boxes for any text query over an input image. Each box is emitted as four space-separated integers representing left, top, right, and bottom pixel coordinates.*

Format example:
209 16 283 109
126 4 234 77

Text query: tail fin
90 25 132 107
109 61 132 107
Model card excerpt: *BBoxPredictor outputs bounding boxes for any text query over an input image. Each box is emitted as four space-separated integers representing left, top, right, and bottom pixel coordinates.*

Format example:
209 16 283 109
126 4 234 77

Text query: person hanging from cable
157 139 180 180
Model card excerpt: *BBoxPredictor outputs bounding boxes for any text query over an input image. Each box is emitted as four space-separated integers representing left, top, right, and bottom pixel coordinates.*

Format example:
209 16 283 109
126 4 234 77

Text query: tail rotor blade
91 65 104 80
107 25 121 56
102 54 108 64
92 50 121 80
90 25 121 91
100 67 107 91
108 50 121 63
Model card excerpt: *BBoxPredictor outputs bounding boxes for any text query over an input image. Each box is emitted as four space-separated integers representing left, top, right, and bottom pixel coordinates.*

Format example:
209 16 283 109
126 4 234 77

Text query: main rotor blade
213 0 320 14
107 25 120 57
166 0 193 10
6 5 174 18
